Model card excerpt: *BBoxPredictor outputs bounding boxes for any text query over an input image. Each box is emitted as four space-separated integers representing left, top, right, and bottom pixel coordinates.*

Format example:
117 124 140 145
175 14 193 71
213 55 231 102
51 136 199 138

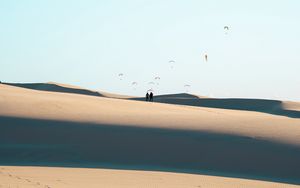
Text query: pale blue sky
0 0 299 101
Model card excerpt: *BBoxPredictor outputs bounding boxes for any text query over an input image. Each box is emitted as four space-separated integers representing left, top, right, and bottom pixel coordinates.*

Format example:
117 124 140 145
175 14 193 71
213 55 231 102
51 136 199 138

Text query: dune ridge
3 82 300 118
132 93 300 118
3 82 103 97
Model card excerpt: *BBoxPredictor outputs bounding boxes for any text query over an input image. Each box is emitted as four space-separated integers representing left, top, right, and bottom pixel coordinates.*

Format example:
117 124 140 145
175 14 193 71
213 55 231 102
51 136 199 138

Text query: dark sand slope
3 82 102 97
0 83 300 185
0 116 300 184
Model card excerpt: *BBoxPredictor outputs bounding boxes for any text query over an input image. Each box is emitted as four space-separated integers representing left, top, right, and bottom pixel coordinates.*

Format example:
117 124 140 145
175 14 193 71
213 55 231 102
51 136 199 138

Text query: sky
0 0 299 101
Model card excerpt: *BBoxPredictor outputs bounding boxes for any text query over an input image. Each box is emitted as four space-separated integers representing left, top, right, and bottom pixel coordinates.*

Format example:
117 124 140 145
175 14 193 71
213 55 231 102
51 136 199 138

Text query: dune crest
3 82 300 118
3 82 102 97
136 93 300 118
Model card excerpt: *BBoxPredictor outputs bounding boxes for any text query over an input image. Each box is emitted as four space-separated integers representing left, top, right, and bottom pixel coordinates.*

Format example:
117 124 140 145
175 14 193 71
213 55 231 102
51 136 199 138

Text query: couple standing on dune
146 92 154 102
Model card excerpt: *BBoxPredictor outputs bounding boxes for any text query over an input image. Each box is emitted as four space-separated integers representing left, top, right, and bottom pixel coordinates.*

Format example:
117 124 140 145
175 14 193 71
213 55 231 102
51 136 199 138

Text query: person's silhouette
149 92 153 102
146 92 149 101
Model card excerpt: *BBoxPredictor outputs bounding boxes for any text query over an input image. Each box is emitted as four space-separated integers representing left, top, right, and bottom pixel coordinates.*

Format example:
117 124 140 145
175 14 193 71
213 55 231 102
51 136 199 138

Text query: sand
0 83 300 187
1 166 299 188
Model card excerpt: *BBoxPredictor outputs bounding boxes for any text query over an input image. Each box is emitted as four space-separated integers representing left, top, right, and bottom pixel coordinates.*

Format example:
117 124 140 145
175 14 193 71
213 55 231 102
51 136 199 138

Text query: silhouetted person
146 92 149 101
149 92 153 102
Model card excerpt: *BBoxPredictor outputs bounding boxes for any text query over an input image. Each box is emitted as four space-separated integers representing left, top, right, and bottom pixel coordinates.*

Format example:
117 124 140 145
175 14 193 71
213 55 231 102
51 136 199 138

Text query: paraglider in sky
147 88 154 93
169 60 175 68
205 54 208 62
118 73 124 80
154 76 161 85
148 81 155 85
224 26 229 34
131 82 138 90
184 84 191 92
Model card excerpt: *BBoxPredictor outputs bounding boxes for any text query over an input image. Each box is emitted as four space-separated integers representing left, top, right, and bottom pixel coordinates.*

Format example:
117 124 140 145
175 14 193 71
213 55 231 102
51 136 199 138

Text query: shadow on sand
132 93 300 118
0 116 300 185
4 83 102 97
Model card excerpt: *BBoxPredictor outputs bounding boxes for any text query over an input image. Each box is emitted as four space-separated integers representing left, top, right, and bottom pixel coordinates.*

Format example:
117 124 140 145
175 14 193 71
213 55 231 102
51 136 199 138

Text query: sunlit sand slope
0 166 299 188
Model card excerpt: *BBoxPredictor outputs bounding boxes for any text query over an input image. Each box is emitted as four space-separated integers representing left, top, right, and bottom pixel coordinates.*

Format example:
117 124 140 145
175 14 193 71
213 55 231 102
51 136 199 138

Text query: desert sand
0 82 300 187
1 166 300 188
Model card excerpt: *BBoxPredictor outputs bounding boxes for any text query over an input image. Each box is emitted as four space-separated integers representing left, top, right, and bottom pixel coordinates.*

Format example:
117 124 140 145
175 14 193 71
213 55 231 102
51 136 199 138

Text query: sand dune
131 93 300 118
0 83 300 186
5 82 300 118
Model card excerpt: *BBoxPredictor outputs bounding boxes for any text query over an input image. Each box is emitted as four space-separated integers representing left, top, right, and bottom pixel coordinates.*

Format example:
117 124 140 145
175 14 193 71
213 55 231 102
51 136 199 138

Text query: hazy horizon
1 0 299 101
